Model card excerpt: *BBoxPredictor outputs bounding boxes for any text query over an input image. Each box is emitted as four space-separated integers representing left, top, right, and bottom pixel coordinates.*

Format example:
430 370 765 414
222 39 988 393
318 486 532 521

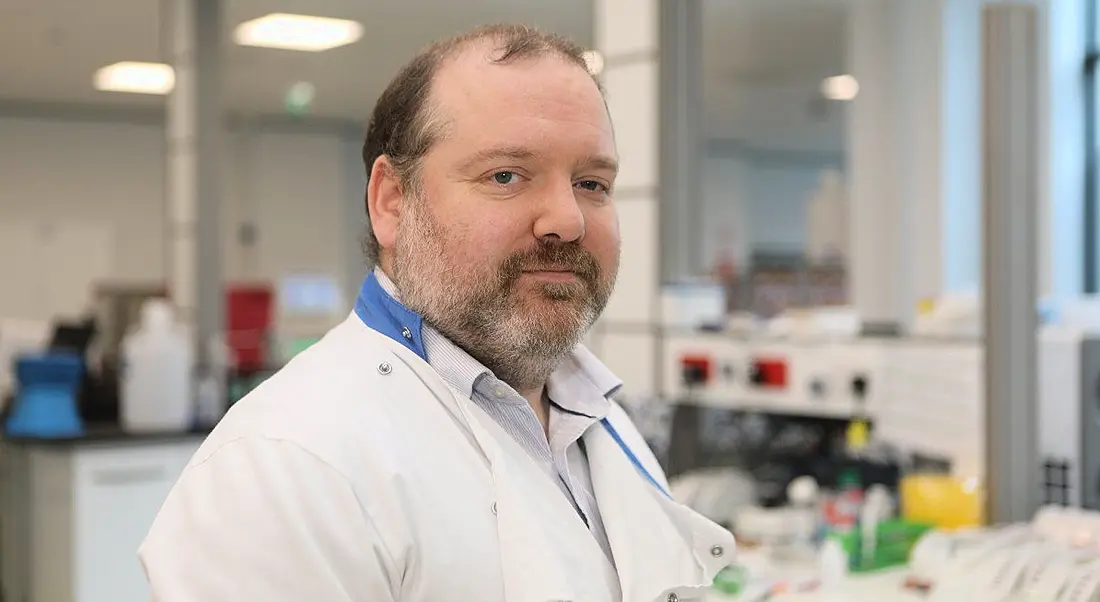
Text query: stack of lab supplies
709 505 1100 601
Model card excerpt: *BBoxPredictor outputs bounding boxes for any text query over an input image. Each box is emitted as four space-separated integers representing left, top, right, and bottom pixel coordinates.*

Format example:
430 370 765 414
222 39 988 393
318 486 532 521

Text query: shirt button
401 326 412 339
493 386 507 398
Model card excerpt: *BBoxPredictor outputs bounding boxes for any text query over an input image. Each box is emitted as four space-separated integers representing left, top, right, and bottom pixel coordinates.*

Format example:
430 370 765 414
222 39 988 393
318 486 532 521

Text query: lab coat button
667 594 679 602
377 362 393 375
491 502 498 515
710 544 724 557
401 327 412 339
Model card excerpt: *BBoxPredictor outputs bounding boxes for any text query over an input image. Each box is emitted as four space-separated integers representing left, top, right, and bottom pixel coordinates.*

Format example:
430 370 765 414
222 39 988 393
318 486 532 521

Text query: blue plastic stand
6 353 85 439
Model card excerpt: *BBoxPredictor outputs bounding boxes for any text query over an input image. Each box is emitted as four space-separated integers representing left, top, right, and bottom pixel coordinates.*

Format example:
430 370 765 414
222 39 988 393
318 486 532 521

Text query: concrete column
659 0 705 281
982 2 1042 525
847 0 982 328
165 0 224 369
590 0 663 396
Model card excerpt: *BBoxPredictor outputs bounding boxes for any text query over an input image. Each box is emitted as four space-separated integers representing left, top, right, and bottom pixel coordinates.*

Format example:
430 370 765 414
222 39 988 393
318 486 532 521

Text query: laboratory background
0 0 1097 599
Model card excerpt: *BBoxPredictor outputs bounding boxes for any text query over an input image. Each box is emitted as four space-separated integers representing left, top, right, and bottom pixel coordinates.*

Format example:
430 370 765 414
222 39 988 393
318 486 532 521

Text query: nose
533 182 585 243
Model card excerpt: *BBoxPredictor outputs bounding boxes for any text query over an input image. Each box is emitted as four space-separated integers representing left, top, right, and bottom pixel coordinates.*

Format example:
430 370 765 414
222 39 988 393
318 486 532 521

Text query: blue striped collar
353 270 428 361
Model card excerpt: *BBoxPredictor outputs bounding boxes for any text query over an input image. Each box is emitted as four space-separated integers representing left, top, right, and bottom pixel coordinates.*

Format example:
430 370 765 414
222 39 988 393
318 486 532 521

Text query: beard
391 197 618 392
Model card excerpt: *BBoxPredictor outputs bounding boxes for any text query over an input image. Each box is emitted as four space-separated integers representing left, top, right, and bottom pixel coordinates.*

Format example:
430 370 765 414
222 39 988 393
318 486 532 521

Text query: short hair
360 23 601 267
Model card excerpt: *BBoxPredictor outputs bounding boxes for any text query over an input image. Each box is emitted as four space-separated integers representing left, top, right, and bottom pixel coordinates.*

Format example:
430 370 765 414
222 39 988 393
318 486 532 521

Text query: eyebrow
579 155 619 175
457 146 619 176
458 146 540 172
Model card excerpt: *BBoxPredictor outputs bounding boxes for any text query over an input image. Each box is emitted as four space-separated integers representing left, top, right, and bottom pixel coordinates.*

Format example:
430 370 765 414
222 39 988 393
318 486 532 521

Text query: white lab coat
139 314 735 602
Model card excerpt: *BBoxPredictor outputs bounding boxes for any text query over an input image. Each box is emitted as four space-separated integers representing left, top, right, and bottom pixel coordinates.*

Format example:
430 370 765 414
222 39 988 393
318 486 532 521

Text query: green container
827 519 934 573
711 564 747 595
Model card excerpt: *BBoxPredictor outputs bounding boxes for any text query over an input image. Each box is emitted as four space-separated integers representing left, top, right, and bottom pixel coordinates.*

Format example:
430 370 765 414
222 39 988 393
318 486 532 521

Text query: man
140 24 734 602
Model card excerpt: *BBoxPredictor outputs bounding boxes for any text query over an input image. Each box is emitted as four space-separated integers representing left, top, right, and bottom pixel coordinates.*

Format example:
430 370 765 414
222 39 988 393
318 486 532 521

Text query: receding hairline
412 29 604 154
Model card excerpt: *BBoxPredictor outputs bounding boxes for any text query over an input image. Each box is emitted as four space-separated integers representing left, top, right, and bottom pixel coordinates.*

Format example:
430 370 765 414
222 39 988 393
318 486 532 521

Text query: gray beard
390 202 614 392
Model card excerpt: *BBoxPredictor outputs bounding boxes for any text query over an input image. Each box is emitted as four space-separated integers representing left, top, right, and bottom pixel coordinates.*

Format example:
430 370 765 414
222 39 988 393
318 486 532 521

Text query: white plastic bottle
120 299 194 433
195 334 231 427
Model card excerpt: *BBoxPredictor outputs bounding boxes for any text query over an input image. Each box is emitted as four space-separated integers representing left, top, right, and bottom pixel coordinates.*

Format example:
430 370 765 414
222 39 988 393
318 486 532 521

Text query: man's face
391 49 620 389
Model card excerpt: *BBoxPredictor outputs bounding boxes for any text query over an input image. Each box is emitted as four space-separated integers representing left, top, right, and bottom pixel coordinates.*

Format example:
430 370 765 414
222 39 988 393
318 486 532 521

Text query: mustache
497 241 601 283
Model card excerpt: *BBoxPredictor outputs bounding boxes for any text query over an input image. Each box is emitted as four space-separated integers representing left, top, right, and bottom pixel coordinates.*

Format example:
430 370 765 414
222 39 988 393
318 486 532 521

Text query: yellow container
900 474 985 530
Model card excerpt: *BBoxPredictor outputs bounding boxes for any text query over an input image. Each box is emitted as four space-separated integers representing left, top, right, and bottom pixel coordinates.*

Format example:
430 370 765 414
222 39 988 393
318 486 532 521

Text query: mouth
520 269 580 282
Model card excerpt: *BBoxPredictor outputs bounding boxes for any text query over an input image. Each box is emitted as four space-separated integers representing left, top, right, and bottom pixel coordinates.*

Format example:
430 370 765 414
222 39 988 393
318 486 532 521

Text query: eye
491 171 520 185
575 179 609 194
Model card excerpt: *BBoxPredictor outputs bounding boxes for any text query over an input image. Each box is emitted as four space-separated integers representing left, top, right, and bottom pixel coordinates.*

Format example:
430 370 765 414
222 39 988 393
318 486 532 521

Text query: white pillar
847 0 982 328
165 0 224 368
591 0 662 396
847 0 910 327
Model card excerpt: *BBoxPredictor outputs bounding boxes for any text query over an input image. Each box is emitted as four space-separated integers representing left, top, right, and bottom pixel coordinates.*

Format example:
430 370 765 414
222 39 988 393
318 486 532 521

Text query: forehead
427 45 615 160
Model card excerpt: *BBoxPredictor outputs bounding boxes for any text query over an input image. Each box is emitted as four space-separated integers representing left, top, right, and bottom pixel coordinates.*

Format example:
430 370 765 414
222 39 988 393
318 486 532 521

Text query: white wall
701 142 844 271
0 114 364 322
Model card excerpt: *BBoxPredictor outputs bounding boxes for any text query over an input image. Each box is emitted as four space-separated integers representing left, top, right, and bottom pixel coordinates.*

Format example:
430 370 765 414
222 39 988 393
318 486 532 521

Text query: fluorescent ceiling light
821 74 859 101
234 13 363 51
94 62 175 95
582 50 604 76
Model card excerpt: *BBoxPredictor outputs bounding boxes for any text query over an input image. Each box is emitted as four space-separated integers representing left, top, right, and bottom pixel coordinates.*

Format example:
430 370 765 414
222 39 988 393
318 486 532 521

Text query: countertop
1 423 212 447
704 549 917 602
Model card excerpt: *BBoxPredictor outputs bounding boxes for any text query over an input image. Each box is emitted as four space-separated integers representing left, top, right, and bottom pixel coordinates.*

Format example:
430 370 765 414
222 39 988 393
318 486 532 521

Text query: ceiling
0 0 849 152
703 0 849 153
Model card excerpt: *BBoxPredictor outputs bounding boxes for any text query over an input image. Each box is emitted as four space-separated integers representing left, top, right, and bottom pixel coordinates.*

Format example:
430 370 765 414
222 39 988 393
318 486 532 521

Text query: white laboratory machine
661 333 883 422
662 324 1100 511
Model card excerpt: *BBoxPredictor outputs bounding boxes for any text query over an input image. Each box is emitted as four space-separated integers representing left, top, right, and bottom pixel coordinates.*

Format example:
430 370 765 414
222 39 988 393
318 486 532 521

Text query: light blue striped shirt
374 269 620 562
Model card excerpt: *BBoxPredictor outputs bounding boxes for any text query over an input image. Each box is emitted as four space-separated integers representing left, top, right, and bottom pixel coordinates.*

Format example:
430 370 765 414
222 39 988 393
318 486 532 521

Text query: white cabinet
2 437 202 602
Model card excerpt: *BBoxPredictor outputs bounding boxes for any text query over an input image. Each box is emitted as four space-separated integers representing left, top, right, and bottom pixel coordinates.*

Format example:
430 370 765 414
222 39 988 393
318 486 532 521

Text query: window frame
1085 0 1099 292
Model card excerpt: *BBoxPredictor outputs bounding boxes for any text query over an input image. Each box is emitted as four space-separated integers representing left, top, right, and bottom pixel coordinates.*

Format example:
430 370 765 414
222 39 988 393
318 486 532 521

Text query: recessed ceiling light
94 62 175 95
821 74 859 101
234 13 363 52
582 50 604 76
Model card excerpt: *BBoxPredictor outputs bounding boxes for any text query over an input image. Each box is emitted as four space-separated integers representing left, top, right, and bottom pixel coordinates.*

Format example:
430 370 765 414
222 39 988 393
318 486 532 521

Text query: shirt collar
547 346 621 418
353 268 427 360
355 268 623 409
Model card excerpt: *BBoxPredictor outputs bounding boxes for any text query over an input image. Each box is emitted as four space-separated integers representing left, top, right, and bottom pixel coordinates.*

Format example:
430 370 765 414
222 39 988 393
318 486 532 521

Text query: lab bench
706 571 917 602
0 429 205 602
703 548 919 602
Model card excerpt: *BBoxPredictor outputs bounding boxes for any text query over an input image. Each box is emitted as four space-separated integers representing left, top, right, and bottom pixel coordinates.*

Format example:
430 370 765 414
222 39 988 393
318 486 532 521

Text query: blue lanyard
600 418 671 498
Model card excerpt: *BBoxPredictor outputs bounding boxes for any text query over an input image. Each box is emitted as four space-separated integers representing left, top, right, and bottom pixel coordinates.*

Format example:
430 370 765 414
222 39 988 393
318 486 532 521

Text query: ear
366 155 405 254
